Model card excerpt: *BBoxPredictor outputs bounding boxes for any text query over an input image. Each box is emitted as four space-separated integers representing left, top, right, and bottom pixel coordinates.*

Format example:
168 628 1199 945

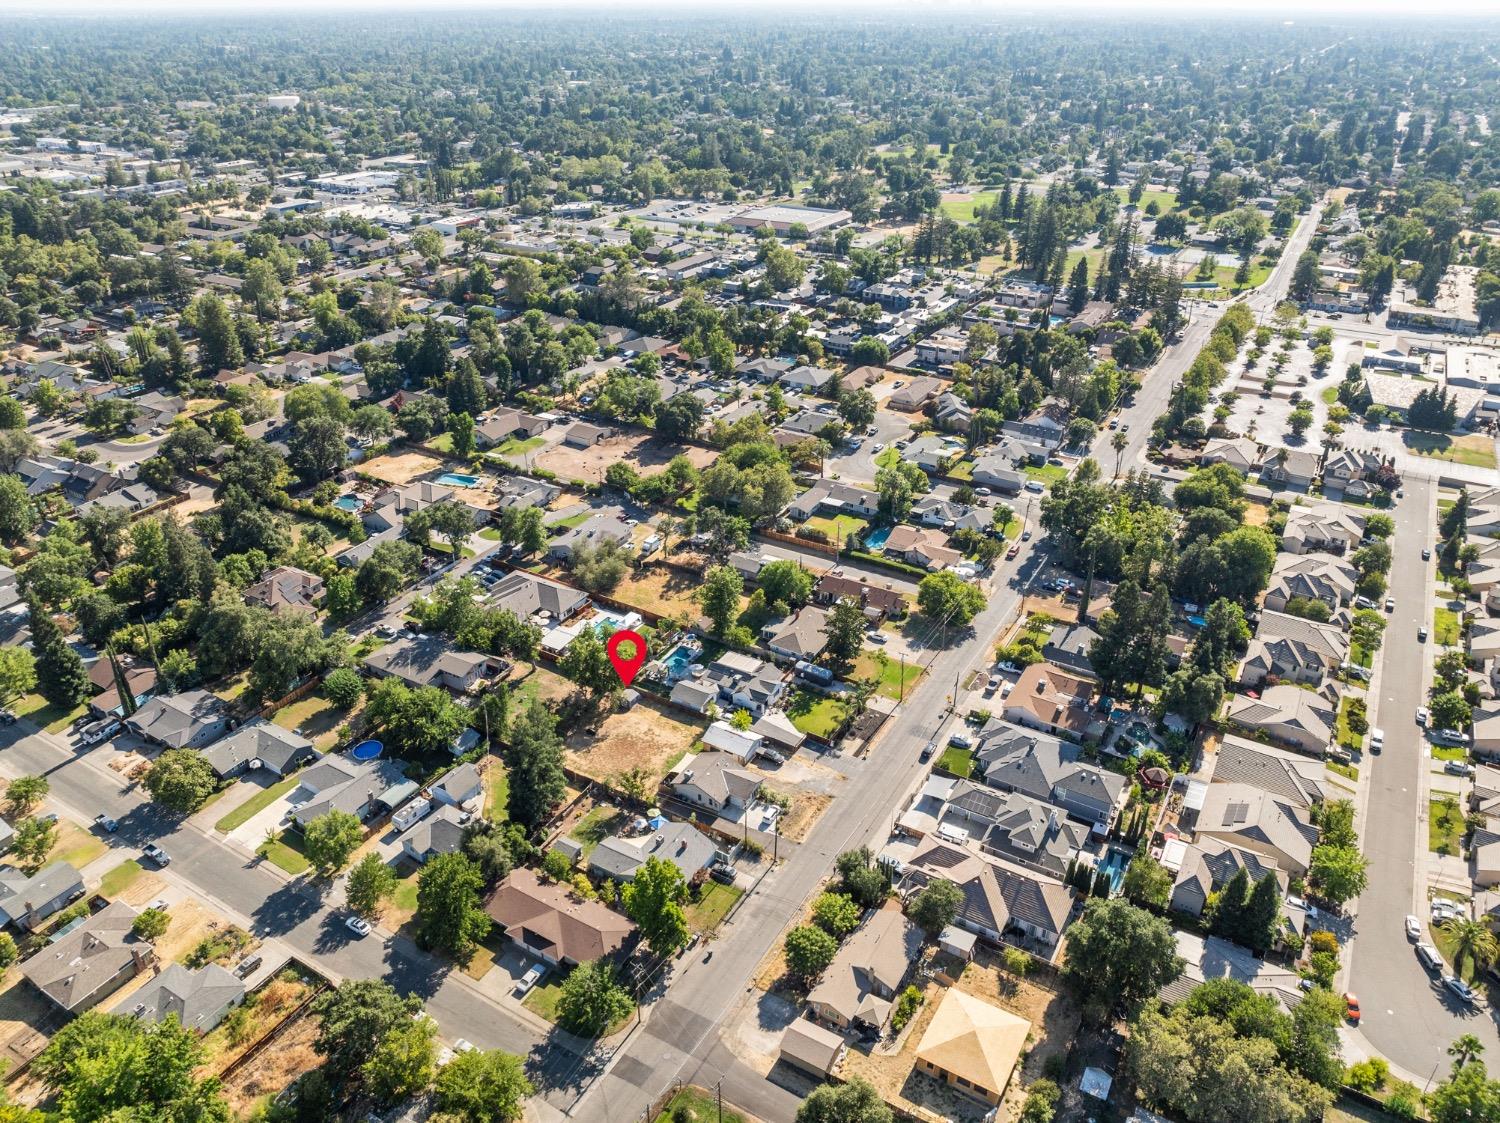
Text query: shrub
891 985 924 1032
1345 1057 1388 1092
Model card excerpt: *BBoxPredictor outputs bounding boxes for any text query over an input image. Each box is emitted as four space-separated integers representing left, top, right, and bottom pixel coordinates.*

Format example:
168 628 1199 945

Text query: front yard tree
303 808 363 876
556 960 634 1037
14 816 56 871
698 565 744 635
907 878 963 938
838 389 877 431
916 571 986 629
758 559 814 610
0 646 35 707
143 749 219 813
312 979 423 1082
836 847 891 909
621 855 690 957
5 775 48 815
1308 844 1369 907
131 908 170 942
796 1077 894 1123
1430 691 1473 732
435 1047 534 1123
362 1012 437 1107
784 924 838 986
416 853 492 960
346 853 398 919
822 597 868 672
504 696 567 832
28 599 89 707
1061 898 1184 1025
812 891 862 938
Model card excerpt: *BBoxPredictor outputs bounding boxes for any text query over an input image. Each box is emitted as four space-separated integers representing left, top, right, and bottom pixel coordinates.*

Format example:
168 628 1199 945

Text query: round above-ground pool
349 739 383 761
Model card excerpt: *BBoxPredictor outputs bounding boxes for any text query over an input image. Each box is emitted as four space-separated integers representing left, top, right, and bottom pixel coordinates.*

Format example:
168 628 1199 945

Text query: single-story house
363 634 506 694
399 803 470 864
1281 504 1366 556
588 820 717 883
289 755 413 827
1259 448 1320 492
760 606 831 661
490 571 590 622
1041 623 1099 677
430 762 483 808
807 904 923 1031
0 861 86 931
812 574 904 620
902 838 1074 954
22 901 151 1011
668 751 762 815
915 989 1031 1107
485 867 636 967
200 719 315 779
124 962 245 1034
126 690 232 750
787 480 881 522
701 721 764 761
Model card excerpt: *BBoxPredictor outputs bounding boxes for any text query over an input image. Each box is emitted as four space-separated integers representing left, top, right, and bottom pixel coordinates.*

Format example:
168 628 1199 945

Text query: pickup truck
142 843 170 866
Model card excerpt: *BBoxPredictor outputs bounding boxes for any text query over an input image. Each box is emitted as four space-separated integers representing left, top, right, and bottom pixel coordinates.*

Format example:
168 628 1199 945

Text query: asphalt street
1346 477 1500 1080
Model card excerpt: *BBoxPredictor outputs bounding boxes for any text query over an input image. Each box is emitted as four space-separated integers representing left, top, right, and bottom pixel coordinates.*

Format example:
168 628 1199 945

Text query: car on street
375 623 398 639
1417 943 1444 972
919 741 935 763
93 814 118 833
1443 976 1478 1006
1417 706 1430 726
142 843 169 866
1405 915 1421 940
1344 993 1361 1023
974 487 992 497
1020 529 1032 540
871 442 884 452
0 709 14 725
1422 547 1432 560
1418 626 1429 642
514 962 547 997
1385 597 1395 611
1005 544 1019 559
1354 595 1377 610
345 915 372 938
1369 728 1385 753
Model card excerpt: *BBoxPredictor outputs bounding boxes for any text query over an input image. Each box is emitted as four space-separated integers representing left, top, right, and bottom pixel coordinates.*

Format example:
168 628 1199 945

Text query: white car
1024 480 1045 493
345 915 372 938
1369 728 1385 753
1416 706 1430 727
1405 915 1421 941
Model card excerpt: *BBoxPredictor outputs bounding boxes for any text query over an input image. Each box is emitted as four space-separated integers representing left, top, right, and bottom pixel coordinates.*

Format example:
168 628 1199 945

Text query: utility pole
898 654 907 703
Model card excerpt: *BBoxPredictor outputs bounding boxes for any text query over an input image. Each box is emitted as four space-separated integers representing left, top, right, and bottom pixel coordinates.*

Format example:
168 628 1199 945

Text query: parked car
1417 943 1444 972
375 623 398 639
345 915 372 938
93 814 118 833
1433 728 1469 745
81 718 121 745
1005 544 1020 559
1405 915 1421 941
997 661 1023 675
1444 976 1478 1006
234 955 263 979
0 709 15 725
948 732 973 749
1418 626 1429 643
709 865 737 885
919 741 935 763
1422 547 1432 561
1416 706 1430 727
974 487 992 496
985 675 1001 695
1344 993 1361 1023
1369 729 1385 753
1020 529 1032 541
1024 480 1045 493
1444 760 1473 777
1385 597 1395 612
514 963 547 997
142 843 170 866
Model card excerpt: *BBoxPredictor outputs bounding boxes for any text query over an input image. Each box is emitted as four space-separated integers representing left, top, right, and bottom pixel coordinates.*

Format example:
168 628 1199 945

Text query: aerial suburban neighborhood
0 5 1496 1123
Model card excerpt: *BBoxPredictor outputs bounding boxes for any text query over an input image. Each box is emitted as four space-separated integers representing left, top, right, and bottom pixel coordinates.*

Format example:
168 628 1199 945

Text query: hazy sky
4 0 1499 15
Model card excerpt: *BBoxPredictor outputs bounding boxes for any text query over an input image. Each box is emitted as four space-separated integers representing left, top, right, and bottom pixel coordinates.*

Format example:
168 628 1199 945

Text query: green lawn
686 882 743 933
1335 697 1365 751
1431 743 1469 762
785 689 848 740
858 650 923 702
948 459 974 481
391 867 420 913
215 777 300 833
1403 431 1498 470
1062 246 1107 280
479 527 504 540
661 1088 749 1123
1434 607 1460 646
1327 760 1359 782
567 806 627 860
1433 919 1486 985
1024 463 1068 485
488 436 546 458
485 762 510 822
14 693 88 734
874 446 901 470
428 432 455 454
549 511 591 530
1117 187 1179 213
271 693 353 751
803 513 870 544
99 859 144 899
257 832 312 876
938 746 974 777
1429 797 1465 856
521 978 566 1023
938 191 996 223
54 829 107 870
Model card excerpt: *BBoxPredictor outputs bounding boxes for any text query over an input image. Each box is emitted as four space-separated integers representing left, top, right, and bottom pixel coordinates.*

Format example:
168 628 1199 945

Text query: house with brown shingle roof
244 566 325 616
21 901 153 1012
484 868 636 967
1001 663 1099 742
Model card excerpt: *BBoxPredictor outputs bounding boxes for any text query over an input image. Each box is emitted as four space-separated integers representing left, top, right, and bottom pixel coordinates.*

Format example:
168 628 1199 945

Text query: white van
1416 943 1443 973
1369 728 1385 753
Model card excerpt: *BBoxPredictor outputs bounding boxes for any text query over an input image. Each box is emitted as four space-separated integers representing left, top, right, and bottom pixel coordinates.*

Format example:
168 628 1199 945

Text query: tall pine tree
28 598 89 707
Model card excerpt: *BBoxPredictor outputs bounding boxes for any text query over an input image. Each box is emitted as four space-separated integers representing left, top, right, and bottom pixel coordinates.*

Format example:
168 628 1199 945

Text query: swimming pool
437 473 481 488
662 642 700 681
333 495 363 512
1097 848 1130 894
864 526 892 551
348 739 383 762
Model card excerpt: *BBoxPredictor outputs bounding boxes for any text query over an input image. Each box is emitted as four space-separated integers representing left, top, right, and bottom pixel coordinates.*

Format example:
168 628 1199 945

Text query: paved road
0 713 578 1083
1346 477 1500 1080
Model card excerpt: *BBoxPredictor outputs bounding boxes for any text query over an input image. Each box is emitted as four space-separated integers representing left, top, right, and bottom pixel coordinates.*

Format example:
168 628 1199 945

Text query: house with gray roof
200 719 315 779
363 634 506 694
0 861 86 931
973 724 1126 829
786 479 880 522
431 762 483 808
125 690 232 750
1041 623 1099 678
124 963 245 1033
399 803 469 864
547 510 634 561
289 755 412 826
1189 782 1319 876
697 652 787 716
1238 611 1346 687
901 838 1075 956
1211 736 1327 808
760 606 830 661
1263 554 1358 614
937 780 1090 880
807 904 923 1031
22 901 150 1011
488 571 590 622
669 751 762 815
588 820 717 883
1225 684 1336 756
1169 840 1285 919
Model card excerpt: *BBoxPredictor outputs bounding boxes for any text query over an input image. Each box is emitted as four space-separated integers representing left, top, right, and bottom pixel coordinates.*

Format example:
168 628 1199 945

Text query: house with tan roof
1281 504 1366 555
1001 663 1100 742
915 989 1031 1106
883 525 962 571
484 867 636 967
244 566 325 615
1189 782 1319 875
1263 554 1358 615
902 838 1074 954
1224 684 1336 756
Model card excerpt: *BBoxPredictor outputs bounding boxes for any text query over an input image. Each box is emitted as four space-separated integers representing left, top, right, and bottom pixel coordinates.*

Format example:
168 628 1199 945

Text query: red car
1344 993 1361 1023
1005 544 1020 560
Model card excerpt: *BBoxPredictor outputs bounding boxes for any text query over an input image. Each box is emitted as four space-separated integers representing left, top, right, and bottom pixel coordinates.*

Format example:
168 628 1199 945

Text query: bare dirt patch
360 451 444 485
607 564 717 620
535 433 715 484
773 791 831 842
563 698 703 787
198 970 319 1077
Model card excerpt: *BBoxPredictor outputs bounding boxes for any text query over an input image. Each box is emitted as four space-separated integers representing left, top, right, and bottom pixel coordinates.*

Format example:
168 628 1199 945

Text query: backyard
562 698 703 788
785 688 849 740
271 691 361 751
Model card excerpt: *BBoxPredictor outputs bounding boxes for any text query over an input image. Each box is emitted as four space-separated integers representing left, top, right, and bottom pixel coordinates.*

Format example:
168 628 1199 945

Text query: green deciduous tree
416 853 492 960
143 750 220 814
907 878 963 938
1061 898 1184 1025
621 855 691 957
784 924 838 986
698 565 744 635
916 571 986 629
312 979 423 1082
362 1014 437 1107
795 1077 893 1123
504 696 567 832
346 852 398 919
556 960 633 1037
811 891 862 938
302 808 363 876
434 1047 534 1123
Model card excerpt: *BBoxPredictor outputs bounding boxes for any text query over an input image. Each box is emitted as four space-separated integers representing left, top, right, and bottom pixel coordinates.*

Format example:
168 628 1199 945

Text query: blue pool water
1097 848 1130 893
349 740 383 762
333 495 363 512
663 643 699 680
864 526 892 550
437 473 480 488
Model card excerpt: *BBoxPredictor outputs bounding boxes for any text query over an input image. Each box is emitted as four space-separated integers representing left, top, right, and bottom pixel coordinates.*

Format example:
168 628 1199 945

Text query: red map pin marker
606 629 648 688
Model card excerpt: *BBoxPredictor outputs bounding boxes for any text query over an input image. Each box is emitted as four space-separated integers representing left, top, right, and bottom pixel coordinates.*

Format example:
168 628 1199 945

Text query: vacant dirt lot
535 433 716 483
360 451 444 485
564 698 703 786
221 1005 323 1117
608 563 729 620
